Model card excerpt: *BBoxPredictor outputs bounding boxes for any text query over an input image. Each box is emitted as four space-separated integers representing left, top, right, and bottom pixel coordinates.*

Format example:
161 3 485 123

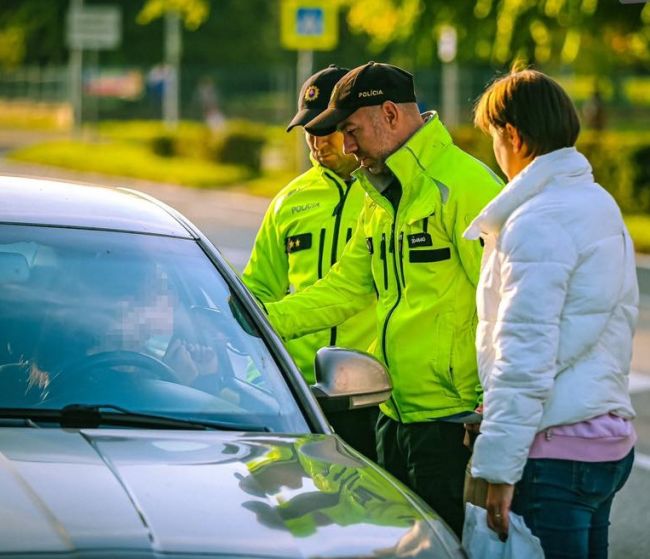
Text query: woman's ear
504 123 524 154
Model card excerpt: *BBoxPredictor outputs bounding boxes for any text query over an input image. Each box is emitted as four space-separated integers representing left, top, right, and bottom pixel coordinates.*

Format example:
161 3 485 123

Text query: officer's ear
381 101 400 129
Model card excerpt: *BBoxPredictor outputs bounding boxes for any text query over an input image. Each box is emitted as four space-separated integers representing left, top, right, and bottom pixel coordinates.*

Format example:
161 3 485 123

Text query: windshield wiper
0 405 270 432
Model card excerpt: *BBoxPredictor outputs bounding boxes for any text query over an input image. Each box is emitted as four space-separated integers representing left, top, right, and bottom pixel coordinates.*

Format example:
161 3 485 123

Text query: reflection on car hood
0 428 462 558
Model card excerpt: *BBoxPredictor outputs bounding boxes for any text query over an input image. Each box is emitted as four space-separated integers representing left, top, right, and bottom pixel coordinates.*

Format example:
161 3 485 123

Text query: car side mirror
310 347 392 412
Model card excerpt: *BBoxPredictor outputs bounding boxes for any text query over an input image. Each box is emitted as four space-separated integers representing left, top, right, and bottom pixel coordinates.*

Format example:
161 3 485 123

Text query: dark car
0 176 465 558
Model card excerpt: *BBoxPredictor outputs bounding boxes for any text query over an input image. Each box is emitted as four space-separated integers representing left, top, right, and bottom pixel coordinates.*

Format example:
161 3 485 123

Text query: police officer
242 65 377 460
265 62 503 536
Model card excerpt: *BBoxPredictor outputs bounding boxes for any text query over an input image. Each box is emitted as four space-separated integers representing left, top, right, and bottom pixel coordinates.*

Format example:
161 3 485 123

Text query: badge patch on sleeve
407 233 432 248
285 233 312 253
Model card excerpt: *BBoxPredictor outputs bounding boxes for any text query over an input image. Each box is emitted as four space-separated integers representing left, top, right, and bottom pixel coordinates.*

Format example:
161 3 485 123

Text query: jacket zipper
327 180 351 346
398 231 405 287
380 233 388 290
381 220 404 423
318 228 326 279
330 181 350 266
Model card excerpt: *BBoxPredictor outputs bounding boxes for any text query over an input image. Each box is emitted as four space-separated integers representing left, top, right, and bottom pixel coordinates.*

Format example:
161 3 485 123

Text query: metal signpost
281 0 339 171
66 2 122 129
438 25 459 129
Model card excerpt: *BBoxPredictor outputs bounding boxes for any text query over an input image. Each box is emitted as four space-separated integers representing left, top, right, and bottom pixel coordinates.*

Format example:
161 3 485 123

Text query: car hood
0 428 463 558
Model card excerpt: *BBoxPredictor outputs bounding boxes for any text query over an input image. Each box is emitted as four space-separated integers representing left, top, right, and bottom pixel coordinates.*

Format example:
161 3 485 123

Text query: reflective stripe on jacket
267 114 503 422
242 160 376 383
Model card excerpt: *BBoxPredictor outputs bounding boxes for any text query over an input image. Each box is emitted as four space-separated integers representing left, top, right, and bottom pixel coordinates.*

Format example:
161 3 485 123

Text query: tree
341 0 650 72
137 0 210 30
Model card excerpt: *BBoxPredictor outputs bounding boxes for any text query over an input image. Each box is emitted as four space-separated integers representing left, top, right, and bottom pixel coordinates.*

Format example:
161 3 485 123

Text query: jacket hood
464 147 593 240
0 428 461 558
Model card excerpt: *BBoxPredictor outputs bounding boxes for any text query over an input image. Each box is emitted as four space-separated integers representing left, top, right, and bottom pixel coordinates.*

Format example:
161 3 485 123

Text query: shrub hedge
100 120 268 174
452 126 650 215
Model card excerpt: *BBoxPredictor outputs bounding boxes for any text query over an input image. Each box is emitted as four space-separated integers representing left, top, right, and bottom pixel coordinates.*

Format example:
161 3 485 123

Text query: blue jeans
512 449 634 559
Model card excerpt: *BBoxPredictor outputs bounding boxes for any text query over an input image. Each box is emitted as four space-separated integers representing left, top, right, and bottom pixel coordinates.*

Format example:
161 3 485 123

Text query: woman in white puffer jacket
465 69 638 558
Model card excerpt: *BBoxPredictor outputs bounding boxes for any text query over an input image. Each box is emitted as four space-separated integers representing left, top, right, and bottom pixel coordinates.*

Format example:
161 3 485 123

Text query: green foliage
579 130 650 213
137 0 210 30
452 125 650 251
0 100 71 130
624 214 650 254
0 26 25 69
454 125 650 214
7 138 249 188
98 119 269 173
151 134 175 157
208 120 267 175
342 0 650 72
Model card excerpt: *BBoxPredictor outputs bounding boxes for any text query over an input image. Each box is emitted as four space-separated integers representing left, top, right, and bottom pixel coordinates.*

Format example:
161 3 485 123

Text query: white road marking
634 452 650 472
630 371 650 394
629 370 650 472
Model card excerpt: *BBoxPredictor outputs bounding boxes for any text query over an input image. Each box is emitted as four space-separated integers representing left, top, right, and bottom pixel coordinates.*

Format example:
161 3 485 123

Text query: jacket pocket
380 233 388 290
431 315 460 399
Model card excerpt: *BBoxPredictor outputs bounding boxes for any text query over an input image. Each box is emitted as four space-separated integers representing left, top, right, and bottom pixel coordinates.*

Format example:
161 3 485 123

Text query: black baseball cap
305 61 417 136
286 64 349 134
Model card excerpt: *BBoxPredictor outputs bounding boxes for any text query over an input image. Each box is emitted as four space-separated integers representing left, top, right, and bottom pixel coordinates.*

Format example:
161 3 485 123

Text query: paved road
1 159 649 557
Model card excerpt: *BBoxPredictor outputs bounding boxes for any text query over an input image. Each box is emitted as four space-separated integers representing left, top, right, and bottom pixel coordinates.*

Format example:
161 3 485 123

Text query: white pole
438 25 459 129
441 61 459 129
68 0 84 131
296 49 313 172
164 10 181 129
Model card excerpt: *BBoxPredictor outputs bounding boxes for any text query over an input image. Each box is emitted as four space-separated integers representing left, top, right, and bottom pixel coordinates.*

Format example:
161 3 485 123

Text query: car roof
0 175 195 238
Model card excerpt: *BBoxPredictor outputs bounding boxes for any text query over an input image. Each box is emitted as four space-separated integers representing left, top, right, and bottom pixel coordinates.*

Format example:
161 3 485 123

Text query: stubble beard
364 113 394 175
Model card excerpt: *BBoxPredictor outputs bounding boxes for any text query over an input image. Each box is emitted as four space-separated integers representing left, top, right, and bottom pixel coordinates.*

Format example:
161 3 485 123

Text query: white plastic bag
462 503 545 559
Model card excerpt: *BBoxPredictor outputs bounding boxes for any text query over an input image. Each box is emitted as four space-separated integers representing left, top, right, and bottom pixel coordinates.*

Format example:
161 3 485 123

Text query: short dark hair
474 69 580 157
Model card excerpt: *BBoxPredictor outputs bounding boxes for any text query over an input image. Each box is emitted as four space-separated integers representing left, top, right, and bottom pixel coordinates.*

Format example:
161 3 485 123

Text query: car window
0 224 308 433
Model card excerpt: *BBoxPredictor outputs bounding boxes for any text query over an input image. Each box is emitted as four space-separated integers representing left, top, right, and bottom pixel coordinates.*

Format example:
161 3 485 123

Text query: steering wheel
60 350 179 384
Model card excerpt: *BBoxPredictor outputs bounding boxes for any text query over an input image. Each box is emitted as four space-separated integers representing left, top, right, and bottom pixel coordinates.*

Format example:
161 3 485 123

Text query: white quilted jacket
464 147 638 484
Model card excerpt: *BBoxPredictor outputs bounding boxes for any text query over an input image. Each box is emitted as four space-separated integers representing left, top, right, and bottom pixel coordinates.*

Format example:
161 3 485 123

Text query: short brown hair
474 69 580 157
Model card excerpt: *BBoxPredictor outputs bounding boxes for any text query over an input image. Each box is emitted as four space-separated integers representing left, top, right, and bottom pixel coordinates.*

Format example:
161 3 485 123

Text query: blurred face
305 130 357 177
118 292 175 350
339 106 395 175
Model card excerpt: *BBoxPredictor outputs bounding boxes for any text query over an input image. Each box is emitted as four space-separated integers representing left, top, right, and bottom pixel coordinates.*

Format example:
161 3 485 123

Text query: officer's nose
343 135 356 155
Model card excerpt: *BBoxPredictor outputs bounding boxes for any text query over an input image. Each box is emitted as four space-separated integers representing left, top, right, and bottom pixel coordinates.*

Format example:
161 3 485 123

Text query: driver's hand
164 339 219 384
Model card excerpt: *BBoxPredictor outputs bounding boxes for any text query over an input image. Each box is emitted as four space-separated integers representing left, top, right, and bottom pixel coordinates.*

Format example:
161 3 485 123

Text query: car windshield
0 224 308 433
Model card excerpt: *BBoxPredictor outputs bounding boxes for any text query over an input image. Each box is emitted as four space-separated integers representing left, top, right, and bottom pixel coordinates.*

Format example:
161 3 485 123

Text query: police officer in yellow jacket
265 62 503 536
242 65 377 459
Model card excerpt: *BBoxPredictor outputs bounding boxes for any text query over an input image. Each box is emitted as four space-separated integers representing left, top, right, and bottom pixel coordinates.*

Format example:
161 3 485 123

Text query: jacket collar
353 112 453 214
464 147 592 240
309 154 350 186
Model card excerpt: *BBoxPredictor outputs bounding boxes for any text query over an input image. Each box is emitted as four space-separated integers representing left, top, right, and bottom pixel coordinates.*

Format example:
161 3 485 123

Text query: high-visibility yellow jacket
267 114 503 422
242 159 376 383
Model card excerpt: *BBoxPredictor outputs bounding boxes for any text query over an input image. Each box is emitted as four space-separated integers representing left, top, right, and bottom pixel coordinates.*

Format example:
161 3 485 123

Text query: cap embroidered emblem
304 85 319 102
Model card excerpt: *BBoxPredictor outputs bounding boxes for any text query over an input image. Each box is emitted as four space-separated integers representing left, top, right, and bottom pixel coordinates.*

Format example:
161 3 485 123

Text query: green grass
8 139 250 188
234 170 297 198
624 215 650 254
0 101 71 131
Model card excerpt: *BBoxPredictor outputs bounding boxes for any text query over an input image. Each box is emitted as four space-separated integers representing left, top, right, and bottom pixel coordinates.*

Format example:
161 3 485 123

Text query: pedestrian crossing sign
281 0 339 51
